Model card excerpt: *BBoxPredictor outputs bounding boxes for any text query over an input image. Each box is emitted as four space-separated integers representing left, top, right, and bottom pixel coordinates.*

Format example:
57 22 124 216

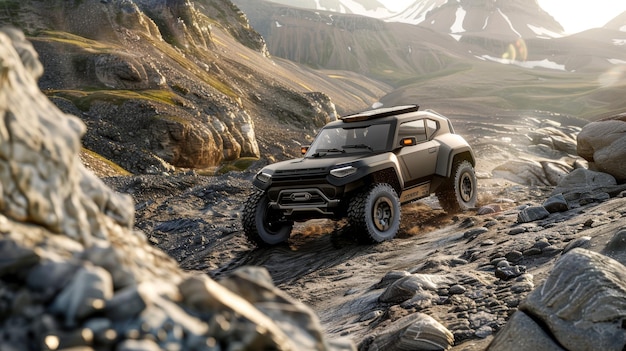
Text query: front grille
273 167 327 181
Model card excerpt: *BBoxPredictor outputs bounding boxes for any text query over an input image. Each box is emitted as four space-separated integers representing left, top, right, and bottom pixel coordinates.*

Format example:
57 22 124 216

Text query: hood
263 154 368 174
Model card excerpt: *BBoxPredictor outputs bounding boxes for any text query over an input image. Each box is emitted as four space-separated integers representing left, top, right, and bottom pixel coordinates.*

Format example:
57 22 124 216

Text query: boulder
517 206 550 223
488 248 626 351
492 159 572 186
542 193 569 213
551 168 626 205
601 227 626 266
365 313 454 351
577 116 626 182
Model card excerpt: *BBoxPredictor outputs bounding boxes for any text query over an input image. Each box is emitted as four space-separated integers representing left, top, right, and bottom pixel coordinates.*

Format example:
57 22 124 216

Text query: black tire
347 183 401 244
242 190 292 246
437 160 477 213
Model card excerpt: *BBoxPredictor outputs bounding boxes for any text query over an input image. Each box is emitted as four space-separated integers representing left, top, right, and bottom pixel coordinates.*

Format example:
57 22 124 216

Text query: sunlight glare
598 66 626 87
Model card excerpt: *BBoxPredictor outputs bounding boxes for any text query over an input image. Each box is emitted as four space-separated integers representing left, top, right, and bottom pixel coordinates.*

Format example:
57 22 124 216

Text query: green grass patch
48 89 184 111
216 157 259 174
34 31 120 53
81 148 131 176
35 30 238 102
134 32 238 100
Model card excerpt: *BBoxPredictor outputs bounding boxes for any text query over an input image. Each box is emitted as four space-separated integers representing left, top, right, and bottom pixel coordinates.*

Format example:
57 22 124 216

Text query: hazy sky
382 0 626 34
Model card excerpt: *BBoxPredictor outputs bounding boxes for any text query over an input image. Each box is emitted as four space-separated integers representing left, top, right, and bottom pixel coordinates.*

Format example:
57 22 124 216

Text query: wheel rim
261 203 283 235
372 197 394 231
459 172 474 203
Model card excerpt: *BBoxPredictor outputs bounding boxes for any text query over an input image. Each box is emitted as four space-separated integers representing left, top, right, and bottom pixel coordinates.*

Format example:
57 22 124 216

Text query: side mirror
400 137 416 147
301 145 310 155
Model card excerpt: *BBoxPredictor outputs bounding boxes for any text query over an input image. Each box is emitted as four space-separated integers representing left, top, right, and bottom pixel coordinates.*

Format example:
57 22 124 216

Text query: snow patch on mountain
451 7 466 33
385 0 446 25
528 24 562 39
497 8 521 37
287 0 394 17
477 55 566 71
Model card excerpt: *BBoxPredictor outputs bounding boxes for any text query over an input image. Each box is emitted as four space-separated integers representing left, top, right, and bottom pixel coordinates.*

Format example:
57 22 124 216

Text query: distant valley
234 0 626 120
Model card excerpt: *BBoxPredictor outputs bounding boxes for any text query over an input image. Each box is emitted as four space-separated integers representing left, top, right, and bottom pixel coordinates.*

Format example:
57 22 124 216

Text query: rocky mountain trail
3 18 626 350
102 107 626 350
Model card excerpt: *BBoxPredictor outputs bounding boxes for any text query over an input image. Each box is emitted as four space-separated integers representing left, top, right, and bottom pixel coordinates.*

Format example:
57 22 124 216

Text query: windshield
306 123 391 157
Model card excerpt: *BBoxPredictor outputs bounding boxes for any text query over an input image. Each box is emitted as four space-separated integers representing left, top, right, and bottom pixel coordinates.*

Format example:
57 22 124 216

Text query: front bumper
269 187 342 216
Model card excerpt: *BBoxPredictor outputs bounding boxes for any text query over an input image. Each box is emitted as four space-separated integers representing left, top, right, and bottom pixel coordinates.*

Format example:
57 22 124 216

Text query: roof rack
340 105 419 122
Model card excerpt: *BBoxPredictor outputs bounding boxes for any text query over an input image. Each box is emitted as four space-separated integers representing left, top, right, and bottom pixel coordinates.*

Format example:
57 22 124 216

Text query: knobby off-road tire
241 190 293 246
348 183 401 244
437 160 477 213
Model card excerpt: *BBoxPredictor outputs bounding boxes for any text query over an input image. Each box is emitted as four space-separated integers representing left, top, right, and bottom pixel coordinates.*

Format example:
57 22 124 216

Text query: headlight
330 165 357 178
256 172 271 183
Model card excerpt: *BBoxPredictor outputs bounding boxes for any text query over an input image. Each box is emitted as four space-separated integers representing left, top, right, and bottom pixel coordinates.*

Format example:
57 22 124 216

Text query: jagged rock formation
0 26 352 351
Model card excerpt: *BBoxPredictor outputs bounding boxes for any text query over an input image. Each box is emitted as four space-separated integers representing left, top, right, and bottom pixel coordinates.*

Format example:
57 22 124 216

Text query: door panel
398 140 439 186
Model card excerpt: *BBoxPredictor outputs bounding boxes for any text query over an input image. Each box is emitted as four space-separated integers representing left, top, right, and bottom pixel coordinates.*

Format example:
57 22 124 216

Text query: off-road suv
242 105 477 246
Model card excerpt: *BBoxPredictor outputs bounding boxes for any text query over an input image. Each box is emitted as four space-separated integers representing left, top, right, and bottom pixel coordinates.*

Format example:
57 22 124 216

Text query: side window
398 120 427 143
426 119 439 138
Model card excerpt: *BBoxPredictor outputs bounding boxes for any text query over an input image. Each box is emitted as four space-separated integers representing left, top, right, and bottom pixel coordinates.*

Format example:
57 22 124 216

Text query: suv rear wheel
348 183 401 243
242 190 293 246
437 160 477 213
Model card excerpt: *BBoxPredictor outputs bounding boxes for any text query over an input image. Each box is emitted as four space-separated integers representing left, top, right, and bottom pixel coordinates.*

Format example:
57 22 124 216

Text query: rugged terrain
100 108 626 349
2 0 626 349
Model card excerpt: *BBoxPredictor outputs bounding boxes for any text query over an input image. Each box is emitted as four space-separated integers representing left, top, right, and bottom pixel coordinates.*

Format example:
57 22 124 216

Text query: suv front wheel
242 190 293 246
348 183 401 243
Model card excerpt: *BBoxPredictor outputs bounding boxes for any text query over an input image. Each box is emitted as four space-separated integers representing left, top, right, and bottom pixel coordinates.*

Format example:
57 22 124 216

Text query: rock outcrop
0 26 351 351
577 115 626 182
0 0 380 175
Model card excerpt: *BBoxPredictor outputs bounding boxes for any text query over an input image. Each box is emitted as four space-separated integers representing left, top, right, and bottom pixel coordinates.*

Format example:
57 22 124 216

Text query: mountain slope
604 11 626 31
0 0 390 174
234 0 470 79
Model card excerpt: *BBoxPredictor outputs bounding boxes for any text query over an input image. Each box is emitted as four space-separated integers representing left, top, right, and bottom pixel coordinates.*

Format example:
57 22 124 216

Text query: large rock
365 313 454 351
577 116 626 182
492 159 572 186
551 168 626 205
488 248 626 351
0 27 351 351
0 27 133 244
